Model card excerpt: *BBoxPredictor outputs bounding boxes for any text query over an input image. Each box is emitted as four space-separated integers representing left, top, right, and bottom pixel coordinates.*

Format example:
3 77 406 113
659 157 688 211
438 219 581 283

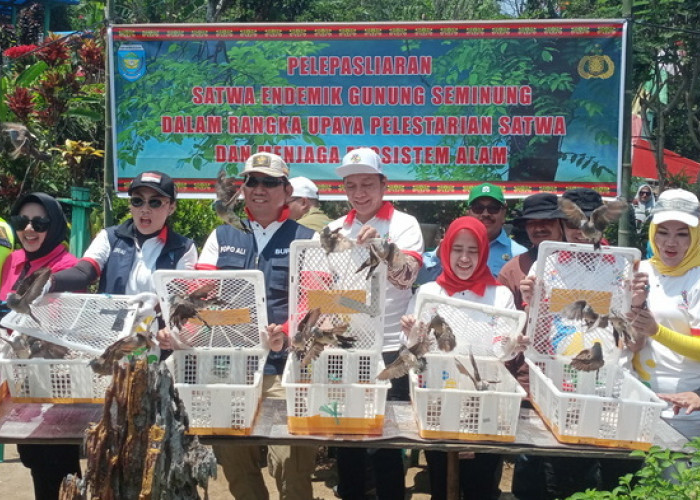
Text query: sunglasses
244 176 286 189
130 197 168 209
11 215 51 233
470 204 503 215
640 191 651 196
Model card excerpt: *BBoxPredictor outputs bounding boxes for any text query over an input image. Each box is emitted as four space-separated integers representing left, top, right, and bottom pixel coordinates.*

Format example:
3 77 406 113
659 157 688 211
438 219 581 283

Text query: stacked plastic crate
153 270 269 435
525 241 665 450
282 240 390 435
0 293 139 402
409 292 527 442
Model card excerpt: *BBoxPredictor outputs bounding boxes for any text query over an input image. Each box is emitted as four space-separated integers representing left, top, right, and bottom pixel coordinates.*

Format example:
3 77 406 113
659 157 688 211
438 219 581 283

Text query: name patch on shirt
220 245 247 255
274 248 290 256
113 247 127 255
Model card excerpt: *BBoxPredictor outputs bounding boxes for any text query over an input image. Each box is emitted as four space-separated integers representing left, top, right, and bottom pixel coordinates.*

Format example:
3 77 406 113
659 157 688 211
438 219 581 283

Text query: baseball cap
512 193 566 223
128 171 176 199
652 189 700 227
290 177 319 199
468 183 505 205
336 148 384 178
242 152 289 178
562 188 603 217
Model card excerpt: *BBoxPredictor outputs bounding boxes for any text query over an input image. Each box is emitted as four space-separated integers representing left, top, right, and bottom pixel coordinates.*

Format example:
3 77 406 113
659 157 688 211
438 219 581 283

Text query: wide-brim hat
511 193 566 224
562 188 603 217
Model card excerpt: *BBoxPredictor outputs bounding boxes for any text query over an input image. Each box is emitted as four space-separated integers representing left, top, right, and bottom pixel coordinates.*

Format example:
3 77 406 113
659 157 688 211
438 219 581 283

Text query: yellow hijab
649 221 700 276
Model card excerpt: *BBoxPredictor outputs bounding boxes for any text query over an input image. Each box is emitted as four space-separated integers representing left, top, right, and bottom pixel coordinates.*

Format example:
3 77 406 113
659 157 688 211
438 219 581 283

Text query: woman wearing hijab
628 189 700 437
0 192 80 500
633 183 656 232
401 216 517 500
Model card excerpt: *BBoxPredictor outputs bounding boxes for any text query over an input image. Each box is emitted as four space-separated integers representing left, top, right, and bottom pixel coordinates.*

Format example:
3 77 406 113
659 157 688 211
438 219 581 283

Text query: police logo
253 155 271 167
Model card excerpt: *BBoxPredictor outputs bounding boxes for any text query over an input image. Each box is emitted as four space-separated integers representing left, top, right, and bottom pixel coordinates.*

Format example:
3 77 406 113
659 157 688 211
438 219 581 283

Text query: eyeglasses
640 191 652 196
10 215 51 233
244 176 286 189
469 203 503 215
130 197 168 209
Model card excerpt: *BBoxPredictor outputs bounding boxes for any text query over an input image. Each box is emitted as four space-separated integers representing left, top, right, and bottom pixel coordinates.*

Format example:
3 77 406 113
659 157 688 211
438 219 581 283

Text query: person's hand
356 225 380 245
156 327 173 350
658 391 700 415
265 323 287 352
627 305 658 337
519 275 536 306
630 271 650 308
400 314 416 336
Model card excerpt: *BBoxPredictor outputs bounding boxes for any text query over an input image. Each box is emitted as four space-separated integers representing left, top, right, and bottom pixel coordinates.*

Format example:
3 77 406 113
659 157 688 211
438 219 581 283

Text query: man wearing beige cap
198 152 317 500
287 176 331 232
328 147 424 499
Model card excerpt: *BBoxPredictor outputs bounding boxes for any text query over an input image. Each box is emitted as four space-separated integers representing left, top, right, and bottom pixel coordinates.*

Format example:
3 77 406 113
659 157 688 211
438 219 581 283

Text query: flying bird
377 321 431 380
570 341 605 372
213 169 249 233
558 197 629 250
320 226 354 255
169 282 225 330
6 267 52 325
355 238 411 280
1 123 51 161
454 349 500 391
290 307 322 359
560 299 602 329
301 318 355 366
89 331 156 376
428 312 456 352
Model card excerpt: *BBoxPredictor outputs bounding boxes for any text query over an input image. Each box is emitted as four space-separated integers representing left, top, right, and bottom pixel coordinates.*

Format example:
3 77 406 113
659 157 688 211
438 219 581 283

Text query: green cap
468 183 505 205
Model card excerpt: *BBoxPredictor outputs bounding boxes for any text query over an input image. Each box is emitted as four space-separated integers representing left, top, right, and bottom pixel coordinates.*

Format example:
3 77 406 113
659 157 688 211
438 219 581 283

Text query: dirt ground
0 444 515 499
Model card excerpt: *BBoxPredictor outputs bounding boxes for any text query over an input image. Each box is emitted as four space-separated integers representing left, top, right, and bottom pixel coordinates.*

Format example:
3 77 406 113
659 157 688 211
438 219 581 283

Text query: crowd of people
0 148 697 500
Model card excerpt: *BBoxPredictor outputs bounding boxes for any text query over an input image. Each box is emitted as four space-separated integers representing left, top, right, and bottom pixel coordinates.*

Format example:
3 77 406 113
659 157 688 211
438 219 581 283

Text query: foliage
567 437 700 499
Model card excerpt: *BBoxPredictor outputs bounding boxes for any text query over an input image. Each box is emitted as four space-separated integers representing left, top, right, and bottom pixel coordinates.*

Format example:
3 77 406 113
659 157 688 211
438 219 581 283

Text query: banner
109 21 627 199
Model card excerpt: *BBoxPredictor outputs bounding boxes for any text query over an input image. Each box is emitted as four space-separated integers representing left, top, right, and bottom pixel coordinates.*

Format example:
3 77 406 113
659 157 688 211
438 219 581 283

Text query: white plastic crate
283 239 389 434
0 293 138 354
410 354 525 441
526 355 666 449
153 270 269 349
410 293 527 441
0 358 111 403
526 241 641 358
282 349 390 435
166 348 267 435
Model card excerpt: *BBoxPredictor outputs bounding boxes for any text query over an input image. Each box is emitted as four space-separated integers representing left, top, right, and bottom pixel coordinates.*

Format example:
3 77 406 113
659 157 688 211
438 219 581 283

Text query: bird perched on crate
28 337 69 359
377 320 431 380
213 169 249 233
454 349 500 391
169 282 225 330
6 266 52 325
428 312 456 352
558 197 628 250
570 341 605 372
320 226 354 255
0 331 30 359
1 122 51 161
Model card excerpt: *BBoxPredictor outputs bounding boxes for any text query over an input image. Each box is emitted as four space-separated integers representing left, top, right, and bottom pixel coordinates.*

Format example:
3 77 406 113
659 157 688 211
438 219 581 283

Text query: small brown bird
454 349 500 391
6 267 52 325
301 319 355 366
606 309 640 349
320 226 354 255
1 123 51 161
290 307 322 359
89 331 155 375
0 332 30 359
560 300 603 329
213 169 249 232
428 312 457 352
570 341 605 372
377 321 431 380
169 282 225 330
28 337 69 359
558 197 628 250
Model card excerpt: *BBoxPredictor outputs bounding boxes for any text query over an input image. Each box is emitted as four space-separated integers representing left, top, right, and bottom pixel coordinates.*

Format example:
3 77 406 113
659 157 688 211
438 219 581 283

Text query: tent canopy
632 138 700 181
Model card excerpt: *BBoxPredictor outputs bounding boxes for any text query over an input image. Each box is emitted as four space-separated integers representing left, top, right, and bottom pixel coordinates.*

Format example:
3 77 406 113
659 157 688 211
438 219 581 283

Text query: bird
428 312 456 352
558 197 629 250
0 331 30 359
300 318 355 366
355 238 408 280
89 330 156 376
606 309 640 349
168 282 225 330
319 226 354 255
454 349 500 391
570 341 605 372
213 169 249 233
28 337 69 359
560 300 602 329
377 320 431 380
6 267 52 325
290 307 322 360
1 123 51 161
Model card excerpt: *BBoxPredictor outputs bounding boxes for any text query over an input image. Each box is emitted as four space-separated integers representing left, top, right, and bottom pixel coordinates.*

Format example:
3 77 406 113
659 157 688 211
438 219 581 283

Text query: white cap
652 189 700 227
336 147 384 178
242 152 289 177
290 177 319 199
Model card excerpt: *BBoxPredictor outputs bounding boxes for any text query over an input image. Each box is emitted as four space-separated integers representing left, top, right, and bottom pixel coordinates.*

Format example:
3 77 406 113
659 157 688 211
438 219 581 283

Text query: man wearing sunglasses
467 183 527 277
197 152 317 500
